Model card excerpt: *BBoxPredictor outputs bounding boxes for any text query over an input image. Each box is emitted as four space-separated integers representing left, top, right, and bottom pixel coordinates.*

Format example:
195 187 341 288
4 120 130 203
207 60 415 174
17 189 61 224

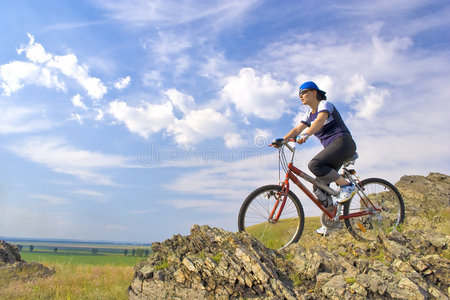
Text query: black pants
308 135 357 184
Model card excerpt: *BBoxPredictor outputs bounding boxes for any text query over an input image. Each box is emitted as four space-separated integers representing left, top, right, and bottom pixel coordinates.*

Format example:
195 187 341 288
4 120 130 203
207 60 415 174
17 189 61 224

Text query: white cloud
70 94 88 110
0 61 65 95
353 88 389 120
108 100 175 138
70 113 83 124
47 53 107 99
344 74 390 120
105 224 127 230
142 30 192 58
0 104 54 134
345 74 367 98
253 129 272 148
72 189 106 198
173 55 191 75
164 144 326 216
165 199 237 213
259 32 417 99
29 194 69 205
0 34 107 99
224 133 245 149
221 68 293 120
141 31 193 76
167 108 239 148
5 137 131 185
17 33 52 64
165 88 194 113
247 24 450 181
114 76 131 89
199 52 228 79
108 89 241 148
95 0 258 28
94 108 104 121
143 70 163 87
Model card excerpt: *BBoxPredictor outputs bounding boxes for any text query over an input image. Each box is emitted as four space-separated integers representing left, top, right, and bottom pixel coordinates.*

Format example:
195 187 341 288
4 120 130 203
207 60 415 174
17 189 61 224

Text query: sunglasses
299 89 313 96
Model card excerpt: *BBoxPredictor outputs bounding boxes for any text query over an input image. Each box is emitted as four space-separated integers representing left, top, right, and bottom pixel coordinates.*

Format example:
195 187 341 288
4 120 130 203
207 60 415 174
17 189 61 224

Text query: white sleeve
317 101 333 116
300 110 311 126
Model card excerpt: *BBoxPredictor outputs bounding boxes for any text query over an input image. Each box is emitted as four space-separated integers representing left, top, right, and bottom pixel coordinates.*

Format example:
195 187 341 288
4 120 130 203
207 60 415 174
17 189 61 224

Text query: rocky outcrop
285 229 449 299
396 172 450 216
0 240 54 282
129 225 297 299
0 240 21 263
129 225 449 299
129 173 449 299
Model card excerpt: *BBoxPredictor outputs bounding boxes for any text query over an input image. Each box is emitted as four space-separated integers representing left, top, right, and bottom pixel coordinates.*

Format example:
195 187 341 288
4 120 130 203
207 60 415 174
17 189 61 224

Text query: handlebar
269 138 295 146
269 139 297 153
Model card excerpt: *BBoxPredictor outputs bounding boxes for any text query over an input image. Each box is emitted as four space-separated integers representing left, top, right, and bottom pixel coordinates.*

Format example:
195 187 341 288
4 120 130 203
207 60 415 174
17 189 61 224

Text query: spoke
240 186 303 250
345 179 404 242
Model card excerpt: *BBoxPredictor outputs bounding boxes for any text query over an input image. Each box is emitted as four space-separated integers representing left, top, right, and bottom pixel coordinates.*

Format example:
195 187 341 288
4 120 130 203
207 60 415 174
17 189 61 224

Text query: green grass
154 260 169 271
21 252 145 266
345 277 356 285
1 247 147 299
0 262 135 300
211 252 223 264
245 216 321 249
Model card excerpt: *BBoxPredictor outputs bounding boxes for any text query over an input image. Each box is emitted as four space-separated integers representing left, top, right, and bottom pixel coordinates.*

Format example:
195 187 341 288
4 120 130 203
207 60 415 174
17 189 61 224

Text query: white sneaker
316 226 328 236
336 183 356 203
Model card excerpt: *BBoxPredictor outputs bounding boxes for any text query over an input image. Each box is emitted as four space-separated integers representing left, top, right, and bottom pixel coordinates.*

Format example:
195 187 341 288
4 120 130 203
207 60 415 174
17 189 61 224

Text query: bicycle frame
269 141 381 223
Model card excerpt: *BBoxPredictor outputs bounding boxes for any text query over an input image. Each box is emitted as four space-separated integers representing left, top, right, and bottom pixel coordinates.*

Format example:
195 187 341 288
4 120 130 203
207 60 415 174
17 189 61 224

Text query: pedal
321 213 342 232
357 222 367 233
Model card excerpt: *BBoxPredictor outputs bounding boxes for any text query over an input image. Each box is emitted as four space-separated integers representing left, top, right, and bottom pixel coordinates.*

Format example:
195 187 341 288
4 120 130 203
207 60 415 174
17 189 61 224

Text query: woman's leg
308 135 356 186
311 135 357 234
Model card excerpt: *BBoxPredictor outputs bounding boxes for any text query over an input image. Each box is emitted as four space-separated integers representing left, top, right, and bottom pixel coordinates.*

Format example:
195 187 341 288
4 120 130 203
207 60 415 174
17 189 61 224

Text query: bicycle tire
343 178 405 241
238 185 305 250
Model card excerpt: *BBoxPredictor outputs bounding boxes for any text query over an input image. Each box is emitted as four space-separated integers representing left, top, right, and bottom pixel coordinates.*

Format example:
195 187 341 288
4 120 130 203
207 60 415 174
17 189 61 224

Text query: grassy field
1 221 326 299
246 216 321 249
20 251 145 266
0 241 150 300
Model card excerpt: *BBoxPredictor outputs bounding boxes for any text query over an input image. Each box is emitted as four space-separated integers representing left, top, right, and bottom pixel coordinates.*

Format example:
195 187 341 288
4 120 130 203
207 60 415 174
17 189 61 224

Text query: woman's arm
296 111 329 144
306 111 328 135
283 123 308 140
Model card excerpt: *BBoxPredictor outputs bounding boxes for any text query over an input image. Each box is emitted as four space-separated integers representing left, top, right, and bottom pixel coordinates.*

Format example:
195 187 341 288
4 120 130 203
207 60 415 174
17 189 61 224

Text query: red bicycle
238 139 405 250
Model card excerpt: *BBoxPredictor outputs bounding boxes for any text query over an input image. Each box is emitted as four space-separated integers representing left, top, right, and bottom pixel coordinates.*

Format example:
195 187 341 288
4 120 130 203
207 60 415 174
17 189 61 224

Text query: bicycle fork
267 181 290 223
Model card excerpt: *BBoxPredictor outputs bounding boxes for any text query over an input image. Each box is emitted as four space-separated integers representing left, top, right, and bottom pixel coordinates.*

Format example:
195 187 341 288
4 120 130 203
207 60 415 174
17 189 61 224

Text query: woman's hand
271 138 284 148
296 133 309 145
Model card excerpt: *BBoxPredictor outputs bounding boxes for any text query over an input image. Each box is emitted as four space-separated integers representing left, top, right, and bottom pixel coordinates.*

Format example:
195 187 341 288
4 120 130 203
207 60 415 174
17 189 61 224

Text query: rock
321 275 347 299
129 225 297 300
0 240 21 263
379 233 412 261
0 261 55 281
396 172 450 216
129 224 450 299
129 173 450 299
0 240 54 282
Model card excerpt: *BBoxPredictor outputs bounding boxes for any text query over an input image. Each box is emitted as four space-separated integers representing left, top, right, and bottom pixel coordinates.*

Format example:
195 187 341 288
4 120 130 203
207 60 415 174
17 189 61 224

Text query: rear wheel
343 178 405 241
238 185 304 250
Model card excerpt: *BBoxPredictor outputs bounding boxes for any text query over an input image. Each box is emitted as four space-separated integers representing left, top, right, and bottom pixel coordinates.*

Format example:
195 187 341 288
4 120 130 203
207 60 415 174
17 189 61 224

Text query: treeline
123 249 150 257
16 244 151 257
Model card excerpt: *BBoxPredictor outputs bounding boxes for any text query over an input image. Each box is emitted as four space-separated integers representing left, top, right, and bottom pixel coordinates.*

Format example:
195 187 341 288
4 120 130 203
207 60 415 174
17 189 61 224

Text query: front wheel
238 185 305 250
343 178 405 241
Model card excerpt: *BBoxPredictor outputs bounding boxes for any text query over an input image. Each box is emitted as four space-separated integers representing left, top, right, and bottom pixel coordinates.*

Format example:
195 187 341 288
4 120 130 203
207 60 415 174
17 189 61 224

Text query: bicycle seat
342 152 358 166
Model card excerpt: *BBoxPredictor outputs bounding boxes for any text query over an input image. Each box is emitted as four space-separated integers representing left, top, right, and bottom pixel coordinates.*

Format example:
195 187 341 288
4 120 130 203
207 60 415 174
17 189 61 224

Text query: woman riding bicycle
281 81 357 235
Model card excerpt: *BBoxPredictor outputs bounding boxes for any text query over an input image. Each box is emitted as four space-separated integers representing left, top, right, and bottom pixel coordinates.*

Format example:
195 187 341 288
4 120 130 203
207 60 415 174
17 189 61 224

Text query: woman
282 81 357 235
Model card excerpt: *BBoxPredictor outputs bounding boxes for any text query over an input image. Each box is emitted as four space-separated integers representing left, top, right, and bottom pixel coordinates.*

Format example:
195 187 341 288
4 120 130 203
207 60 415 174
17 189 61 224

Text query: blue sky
1 0 449 243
